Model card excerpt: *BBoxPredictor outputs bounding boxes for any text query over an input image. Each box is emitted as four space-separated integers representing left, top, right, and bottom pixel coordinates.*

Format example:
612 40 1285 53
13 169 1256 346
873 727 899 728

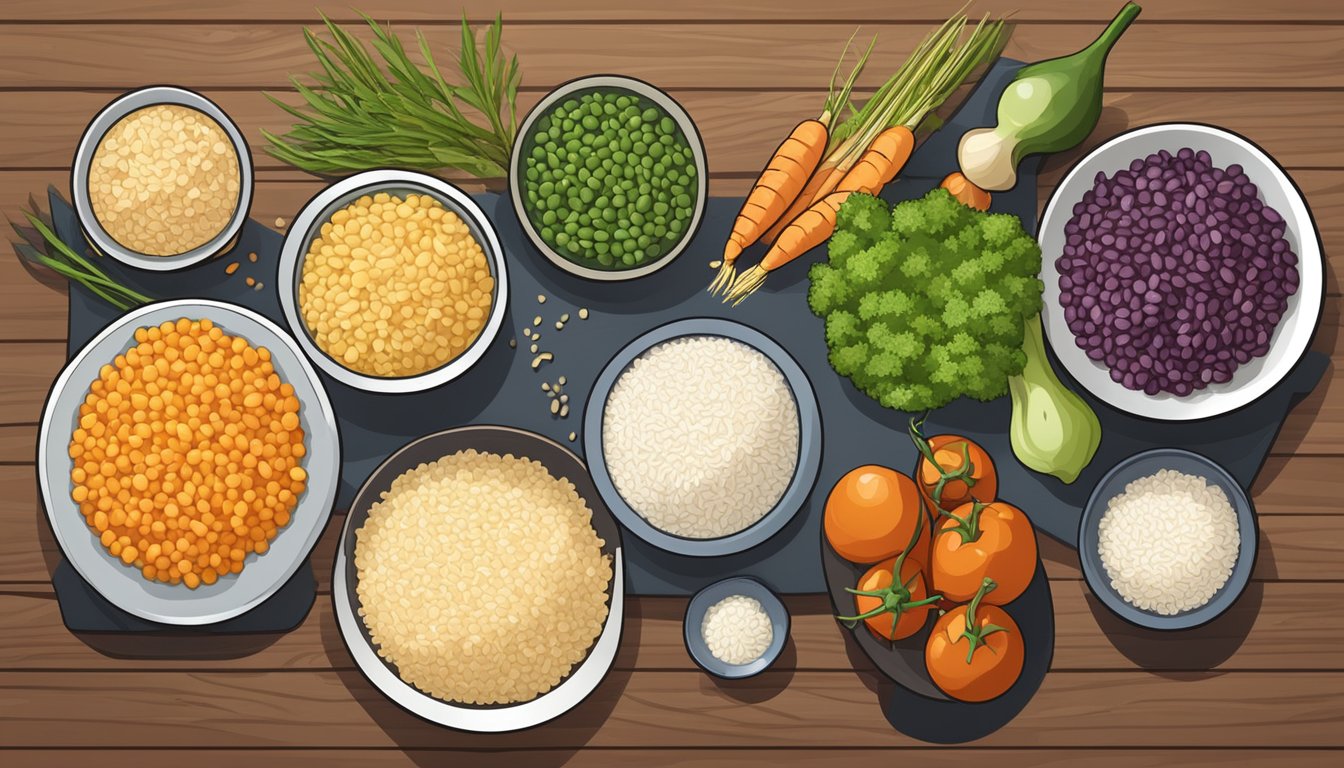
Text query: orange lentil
69 317 306 588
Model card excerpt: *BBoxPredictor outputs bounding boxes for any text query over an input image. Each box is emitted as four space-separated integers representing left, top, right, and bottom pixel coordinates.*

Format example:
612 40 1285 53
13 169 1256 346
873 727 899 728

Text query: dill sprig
263 12 522 177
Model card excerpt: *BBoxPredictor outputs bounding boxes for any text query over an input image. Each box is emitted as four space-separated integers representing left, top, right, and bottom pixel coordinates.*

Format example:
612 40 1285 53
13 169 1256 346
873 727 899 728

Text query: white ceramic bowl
71 87 254 272
277 170 509 394
38 300 340 625
1038 123 1323 421
509 75 708 281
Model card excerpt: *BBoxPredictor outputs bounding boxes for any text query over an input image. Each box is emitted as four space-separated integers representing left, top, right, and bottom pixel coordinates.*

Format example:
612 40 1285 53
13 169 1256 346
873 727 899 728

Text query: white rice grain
602 336 800 539
1097 468 1239 616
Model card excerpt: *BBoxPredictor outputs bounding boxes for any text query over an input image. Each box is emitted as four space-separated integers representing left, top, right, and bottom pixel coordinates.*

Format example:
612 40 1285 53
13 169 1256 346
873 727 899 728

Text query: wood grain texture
2 580 1342 672
4 0 1341 22
1 669 1342 748
5 89 1344 172
1 751 1339 768
0 24 1341 91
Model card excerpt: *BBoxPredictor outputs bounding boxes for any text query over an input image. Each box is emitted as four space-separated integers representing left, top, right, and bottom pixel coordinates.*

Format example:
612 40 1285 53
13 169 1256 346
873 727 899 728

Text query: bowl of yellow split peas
38 299 340 625
276 169 510 393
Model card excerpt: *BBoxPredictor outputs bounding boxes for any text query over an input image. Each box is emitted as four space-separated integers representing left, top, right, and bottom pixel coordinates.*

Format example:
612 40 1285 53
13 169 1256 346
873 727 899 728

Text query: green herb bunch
264 13 521 178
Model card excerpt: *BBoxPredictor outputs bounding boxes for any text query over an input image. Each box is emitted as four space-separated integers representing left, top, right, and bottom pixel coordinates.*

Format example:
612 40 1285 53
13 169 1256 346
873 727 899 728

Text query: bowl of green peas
510 75 707 281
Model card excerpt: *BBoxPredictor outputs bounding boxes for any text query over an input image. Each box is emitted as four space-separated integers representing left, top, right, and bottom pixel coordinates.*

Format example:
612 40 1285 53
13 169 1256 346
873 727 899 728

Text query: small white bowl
509 75 707 281
276 170 510 394
71 87 254 272
38 299 340 625
1038 123 1323 421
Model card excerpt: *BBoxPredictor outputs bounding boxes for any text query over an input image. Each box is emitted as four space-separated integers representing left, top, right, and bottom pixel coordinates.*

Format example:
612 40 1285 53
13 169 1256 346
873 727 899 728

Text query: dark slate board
58 58 1325 605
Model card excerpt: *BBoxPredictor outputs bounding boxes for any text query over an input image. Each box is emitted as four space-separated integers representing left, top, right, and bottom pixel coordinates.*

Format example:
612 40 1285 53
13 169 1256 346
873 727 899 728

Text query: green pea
641 108 659 122
593 229 610 242
601 208 617 223
649 142 665 159
619 136 633 152
581 115 598 130
612 194 627 208
597 252 614 266
584 155 600 170
565 240 581 255
611 241 626 259
594 242 610 255
637 234 652 248
669 219 685 234
541 210 557 226
555 232 570 246
634 194 652 213
540 226 554 241
630 211 645 225
564 221 579 235
675 193 692 208
546 193 562 208
622 252 637 265
579 188 594 204
652 201 668 216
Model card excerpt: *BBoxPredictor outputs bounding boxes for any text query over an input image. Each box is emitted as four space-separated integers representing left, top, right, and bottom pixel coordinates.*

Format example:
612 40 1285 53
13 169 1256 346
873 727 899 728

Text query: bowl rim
275 169 510 393
582 317 823 557
1077 447 1258 631
332 424 624 732
683 576 790 679
1038 121 1325 422
71 86 255 272
37 298 340 625
508 74 708 281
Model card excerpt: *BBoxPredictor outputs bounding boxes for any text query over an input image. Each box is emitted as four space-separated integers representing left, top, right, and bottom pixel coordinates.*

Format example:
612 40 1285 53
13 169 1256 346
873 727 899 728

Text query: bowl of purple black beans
1038 123 1323 421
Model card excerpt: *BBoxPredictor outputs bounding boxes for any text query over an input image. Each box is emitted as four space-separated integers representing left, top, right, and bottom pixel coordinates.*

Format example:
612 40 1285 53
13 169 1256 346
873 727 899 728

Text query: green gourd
1008 318 1101 484
959 2 1142 192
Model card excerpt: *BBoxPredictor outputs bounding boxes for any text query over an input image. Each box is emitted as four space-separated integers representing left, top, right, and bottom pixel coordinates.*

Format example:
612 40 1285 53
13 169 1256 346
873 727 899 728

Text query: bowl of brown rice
277 170 509 393
71 86 253 271
333 425 623 731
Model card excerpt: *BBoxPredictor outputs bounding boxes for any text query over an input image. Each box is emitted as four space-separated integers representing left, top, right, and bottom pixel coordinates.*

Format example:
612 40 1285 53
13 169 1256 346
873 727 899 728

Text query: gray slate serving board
60 59 1325 596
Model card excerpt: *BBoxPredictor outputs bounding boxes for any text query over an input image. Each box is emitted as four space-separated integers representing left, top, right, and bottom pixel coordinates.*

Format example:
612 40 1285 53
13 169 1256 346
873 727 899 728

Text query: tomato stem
958 577 1008 665
835 508 941 628
909 417 977 509
936 499 986 546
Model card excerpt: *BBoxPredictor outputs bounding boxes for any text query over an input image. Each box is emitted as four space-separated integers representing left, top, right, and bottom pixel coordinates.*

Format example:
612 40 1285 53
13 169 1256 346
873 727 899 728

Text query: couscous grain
88 104 241 257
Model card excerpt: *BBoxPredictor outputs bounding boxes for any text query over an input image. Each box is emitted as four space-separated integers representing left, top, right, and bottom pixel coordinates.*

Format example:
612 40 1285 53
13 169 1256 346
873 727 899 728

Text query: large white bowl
1038 123 1323 421
38 300 340 625
277 170 509 393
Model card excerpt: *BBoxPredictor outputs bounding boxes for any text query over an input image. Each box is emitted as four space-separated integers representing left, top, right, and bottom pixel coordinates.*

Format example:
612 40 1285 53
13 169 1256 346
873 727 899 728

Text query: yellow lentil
298 192 494 377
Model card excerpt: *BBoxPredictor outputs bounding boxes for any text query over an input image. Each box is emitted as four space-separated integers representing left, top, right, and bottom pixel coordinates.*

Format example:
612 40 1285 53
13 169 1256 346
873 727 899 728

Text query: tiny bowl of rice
684 577 789 680
584 318 822 557
277 170 509 393
333 425 623 732
1078 448 1257 631
72 86 253 271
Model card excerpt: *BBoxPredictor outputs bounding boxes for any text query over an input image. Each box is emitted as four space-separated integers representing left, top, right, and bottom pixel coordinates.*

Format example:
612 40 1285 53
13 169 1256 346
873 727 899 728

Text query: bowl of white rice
684 576 789 679
584 318 822 557
1078 448 1257 630
332 425 623 732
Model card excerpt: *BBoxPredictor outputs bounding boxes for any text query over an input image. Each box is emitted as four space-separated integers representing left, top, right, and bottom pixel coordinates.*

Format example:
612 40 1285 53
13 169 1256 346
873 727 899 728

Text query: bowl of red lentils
71 86 253 272
38 299 340 625
276 169 510 393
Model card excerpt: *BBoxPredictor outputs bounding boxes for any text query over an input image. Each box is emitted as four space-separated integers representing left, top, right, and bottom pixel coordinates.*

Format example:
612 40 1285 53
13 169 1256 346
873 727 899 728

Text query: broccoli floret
806 187 1045 413
836 193 892 244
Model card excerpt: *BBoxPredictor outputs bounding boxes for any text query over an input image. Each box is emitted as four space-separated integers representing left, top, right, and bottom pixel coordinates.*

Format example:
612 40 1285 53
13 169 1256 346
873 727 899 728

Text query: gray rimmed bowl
333 425 623 732
583 318 822 557
684 577 789 679
37 299 340 625
509 74 708 281
72 86 253 271
1079 447 1257 631
276 169 510 394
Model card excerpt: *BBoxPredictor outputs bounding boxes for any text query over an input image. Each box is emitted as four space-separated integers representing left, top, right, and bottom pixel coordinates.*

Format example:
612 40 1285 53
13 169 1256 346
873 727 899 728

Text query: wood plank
0 750 1338 768
0 24 1341 91
3 580 1342 672
4 0 1340 23
1 669 1341 748
6 89 1344 172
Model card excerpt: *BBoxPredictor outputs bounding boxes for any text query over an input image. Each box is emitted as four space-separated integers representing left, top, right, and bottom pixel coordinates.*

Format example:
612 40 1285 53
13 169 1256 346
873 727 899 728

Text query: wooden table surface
1 1 1341 765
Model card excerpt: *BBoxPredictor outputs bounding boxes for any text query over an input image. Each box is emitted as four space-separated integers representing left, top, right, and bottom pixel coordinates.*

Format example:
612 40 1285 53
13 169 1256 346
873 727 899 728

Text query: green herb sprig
264 12 521 178
10 191 152 311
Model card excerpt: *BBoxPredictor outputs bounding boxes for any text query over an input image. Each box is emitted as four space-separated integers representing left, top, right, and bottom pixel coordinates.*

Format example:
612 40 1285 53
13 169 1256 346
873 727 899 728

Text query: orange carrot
710 118 829 294
761 162 843 245
835 126 915 195
726 191 853 304
940 171 992 210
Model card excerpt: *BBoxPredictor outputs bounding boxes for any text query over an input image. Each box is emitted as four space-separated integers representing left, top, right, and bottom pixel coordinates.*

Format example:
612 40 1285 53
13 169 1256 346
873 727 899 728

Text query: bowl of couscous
71 86 253 271
333 425 623 731
277 170 510 393
38 299 340 625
